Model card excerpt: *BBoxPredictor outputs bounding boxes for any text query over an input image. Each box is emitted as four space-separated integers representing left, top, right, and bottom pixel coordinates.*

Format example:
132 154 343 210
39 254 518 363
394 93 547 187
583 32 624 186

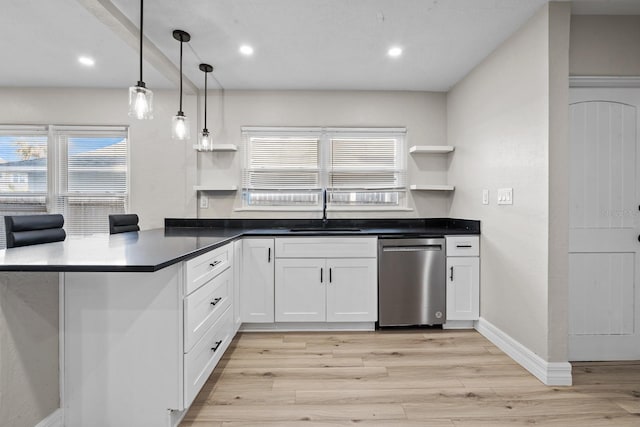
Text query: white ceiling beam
76 0 198 94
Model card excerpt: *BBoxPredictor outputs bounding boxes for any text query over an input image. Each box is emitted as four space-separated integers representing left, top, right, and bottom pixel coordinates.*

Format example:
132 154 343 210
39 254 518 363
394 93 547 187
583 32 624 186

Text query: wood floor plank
219 366 388 380
402 396 629 419
180 330 640 426
222 420 453 427
182 404 407 422
223 356 364 368
295 387 496 405
450 413 640 426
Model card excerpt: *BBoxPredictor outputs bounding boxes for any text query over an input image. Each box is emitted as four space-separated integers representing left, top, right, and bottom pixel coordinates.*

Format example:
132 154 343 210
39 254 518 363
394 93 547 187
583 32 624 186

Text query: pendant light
128 0 153 120
171 30 191 140
197 63 214 151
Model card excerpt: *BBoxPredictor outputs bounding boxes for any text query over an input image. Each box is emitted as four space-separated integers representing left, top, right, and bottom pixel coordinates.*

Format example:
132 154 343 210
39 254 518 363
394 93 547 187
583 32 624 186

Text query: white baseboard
475 317 572 386
443 320 475 329
240 322 375 332
35 408 63 427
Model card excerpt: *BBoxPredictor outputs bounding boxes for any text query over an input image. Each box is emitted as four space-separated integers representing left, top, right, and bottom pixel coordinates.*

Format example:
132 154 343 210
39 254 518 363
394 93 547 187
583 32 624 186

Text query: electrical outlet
200 196 208 209
482 189 489 205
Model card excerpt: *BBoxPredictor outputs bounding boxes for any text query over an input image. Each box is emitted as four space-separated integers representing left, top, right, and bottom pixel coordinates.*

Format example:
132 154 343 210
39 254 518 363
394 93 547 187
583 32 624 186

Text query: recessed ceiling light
388 47 403 58
78 56 95 67
239 45 254 56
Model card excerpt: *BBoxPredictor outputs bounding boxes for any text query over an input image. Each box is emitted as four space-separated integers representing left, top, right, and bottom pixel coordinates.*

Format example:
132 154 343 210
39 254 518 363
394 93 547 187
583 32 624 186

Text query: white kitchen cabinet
445 236 480 322
274 237 377 323
326 258 378 322
275 258 326 322
241 238 275 322
64 242 237 427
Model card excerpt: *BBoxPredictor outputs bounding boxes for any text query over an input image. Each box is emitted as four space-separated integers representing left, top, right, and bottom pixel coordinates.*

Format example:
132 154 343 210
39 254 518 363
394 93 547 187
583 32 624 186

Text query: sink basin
289 228 361 232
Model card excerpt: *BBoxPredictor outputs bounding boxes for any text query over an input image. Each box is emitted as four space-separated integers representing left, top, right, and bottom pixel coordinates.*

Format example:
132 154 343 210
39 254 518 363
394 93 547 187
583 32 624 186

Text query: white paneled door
569 88 640 360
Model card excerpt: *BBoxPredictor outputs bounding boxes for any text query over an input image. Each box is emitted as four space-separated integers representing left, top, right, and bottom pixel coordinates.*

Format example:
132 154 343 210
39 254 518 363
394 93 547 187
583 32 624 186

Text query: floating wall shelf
193 144 238 152
409 184 455 191
409 145 454 154
193 185 238 191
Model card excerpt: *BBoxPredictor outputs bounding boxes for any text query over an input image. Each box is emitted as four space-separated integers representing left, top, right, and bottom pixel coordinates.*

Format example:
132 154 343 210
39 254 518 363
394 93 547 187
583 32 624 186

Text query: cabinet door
241 238 274 323
446 257 480 321
275 258 326 322
326 258 378 322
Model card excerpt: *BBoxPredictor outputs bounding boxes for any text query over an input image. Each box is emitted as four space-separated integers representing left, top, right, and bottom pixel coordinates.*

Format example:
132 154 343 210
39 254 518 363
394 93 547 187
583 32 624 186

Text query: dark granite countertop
0 218 479 272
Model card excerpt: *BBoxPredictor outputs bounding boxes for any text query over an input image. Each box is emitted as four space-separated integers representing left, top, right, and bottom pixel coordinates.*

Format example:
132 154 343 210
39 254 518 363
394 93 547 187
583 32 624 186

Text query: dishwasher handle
382 245 442 252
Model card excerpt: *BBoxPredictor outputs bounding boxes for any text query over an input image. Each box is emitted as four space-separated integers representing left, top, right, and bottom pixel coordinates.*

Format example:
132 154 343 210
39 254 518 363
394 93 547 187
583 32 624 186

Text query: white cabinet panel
275 237 377 258
241 238 274 323
233 240 242 332
446 257 479 321
275 258 326 322
184 244 231 295
184 306 233 407
184 267 231 353
326 258 377 322
445 236 479 257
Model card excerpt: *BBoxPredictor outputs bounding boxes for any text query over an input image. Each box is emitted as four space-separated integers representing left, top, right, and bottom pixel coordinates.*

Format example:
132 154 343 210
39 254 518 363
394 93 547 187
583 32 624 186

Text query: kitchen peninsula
0 218 479 427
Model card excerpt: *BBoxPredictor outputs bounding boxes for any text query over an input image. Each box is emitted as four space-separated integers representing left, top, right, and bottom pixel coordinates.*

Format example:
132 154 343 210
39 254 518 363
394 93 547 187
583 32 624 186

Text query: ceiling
1 0 639 92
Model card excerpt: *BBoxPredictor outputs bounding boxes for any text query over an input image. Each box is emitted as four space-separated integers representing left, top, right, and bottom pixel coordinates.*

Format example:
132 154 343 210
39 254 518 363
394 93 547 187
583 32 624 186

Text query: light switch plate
482 189 489 205
497 188 513 205
200 196 208 209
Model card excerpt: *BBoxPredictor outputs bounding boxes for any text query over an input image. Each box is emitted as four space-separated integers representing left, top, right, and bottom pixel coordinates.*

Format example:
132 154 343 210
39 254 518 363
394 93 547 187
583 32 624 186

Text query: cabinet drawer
184 267 232 353
275 237 377 259
446 236 480 257
184 306 233 408
185 243 231 295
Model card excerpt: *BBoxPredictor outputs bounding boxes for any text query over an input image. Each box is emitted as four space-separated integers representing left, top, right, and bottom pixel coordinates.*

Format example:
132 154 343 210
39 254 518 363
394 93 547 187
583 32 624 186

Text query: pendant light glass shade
199 130 212 151
128 0 153 120
172 113 190 140
128 85 153 120
197 63 214 151
172 30 191 141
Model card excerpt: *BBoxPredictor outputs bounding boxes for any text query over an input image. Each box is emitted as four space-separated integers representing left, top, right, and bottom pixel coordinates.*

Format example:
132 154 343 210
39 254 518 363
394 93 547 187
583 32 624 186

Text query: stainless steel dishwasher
378 237 446 326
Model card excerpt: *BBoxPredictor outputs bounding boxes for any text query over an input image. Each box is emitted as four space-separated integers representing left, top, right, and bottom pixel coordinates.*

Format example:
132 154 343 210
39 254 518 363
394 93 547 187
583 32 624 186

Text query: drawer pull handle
456 244 472 248
329 268 332 283
209 260 221 268
211 340 223 352
320 267 323 283
268 247 271 263
210 297 222 307
450 266 454 281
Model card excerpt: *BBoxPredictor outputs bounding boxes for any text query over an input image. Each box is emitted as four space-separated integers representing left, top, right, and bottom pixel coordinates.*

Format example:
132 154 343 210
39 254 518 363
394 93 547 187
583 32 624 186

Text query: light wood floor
181 330 640 426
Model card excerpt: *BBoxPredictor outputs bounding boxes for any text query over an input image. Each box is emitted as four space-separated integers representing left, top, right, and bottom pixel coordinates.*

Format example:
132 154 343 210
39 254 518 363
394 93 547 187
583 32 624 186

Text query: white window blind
54 127 128 236
242 129 322 208
327 132 406 208
0 126 49 248
241 127 407 210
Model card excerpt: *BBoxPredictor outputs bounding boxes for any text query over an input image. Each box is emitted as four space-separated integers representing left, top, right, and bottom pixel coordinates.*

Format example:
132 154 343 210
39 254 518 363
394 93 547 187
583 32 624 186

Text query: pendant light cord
139 0 143 85
203 70 208 130
179 39 183 113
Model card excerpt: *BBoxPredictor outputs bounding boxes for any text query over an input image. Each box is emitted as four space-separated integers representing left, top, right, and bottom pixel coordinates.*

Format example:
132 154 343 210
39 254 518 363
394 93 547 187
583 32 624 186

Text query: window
327 129 406 209
0 125 129 247
241 127 406 211
242 128 322 209
53 126 129 236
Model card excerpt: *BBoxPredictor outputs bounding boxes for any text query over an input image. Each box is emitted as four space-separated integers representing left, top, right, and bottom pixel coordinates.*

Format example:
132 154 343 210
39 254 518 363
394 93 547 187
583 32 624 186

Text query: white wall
570 15 640 76
447 2 570 361
0 272 58 427
196 90 449 219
